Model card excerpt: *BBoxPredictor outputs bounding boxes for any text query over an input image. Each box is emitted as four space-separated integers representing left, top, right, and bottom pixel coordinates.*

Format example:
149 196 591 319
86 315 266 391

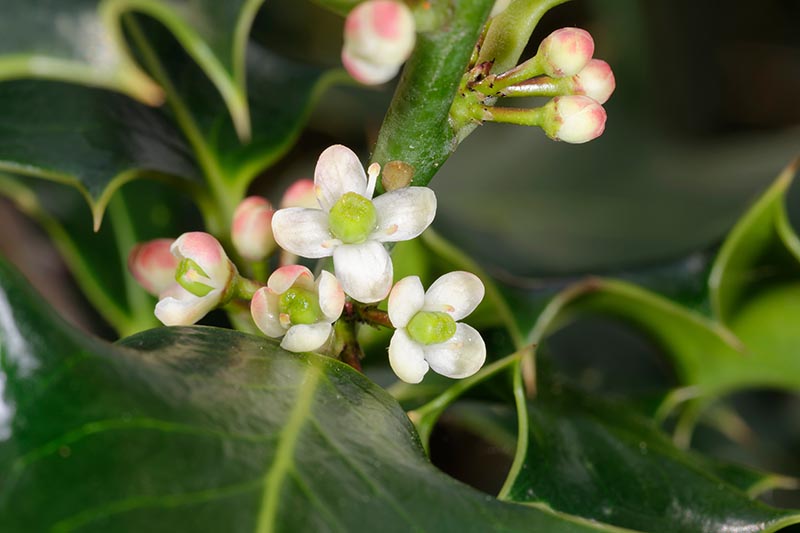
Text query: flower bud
280 179 318 209
342 0 416 85
572 59 615 104
232 196 276 262
541 95 607 144
127 238 178 296
537 27 594 78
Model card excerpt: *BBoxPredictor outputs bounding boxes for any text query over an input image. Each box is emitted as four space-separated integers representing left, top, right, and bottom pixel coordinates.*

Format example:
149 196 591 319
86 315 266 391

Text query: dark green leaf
0 258 625 532
0 81 199 228
0 0 266 137
504 392 800 532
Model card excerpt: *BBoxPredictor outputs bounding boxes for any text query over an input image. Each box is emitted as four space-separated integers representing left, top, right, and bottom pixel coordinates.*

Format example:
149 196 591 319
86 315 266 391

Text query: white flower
271 144 436 303
251 265 345 352
154 232 237 326
387 272 486 384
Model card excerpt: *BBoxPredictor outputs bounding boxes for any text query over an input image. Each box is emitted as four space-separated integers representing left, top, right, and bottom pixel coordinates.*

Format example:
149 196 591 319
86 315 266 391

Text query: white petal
388 329 429 384
267 265 315 294
316 270 345 322
314 145 368 210
424 271 485 321
172 232 231 287
154 288 218 326
272 208 335 259
371 187 436 242
281 323 333 353
250 287 286 338
423 323 486 379
387 276 424 328
333 241 393 303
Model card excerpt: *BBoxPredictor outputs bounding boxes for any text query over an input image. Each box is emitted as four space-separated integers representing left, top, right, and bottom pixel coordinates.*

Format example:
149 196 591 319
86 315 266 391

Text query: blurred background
1 0 800 512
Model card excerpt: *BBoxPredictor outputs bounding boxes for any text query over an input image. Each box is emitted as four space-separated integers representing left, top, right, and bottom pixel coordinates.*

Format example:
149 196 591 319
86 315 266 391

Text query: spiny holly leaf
0 176 191 336
0 81 199 229
530 277 800 399
0 0 266 138
0 258 629 533
709 159 800 324
503 391 800 532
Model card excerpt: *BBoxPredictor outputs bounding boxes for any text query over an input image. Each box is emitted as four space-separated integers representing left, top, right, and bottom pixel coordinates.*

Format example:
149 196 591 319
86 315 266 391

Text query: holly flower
387 272 486 384
251 265 345 353
271 144 436 303
154 232 237 326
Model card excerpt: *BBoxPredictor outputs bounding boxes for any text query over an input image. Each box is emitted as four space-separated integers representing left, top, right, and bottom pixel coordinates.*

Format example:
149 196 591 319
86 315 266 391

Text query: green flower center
328 192 377 244
406 311 457 345
175 258 214 297
279 287 321 325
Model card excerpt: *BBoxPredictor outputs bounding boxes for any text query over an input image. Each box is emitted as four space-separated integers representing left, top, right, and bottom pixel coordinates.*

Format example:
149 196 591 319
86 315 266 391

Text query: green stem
408 349 524 451
477 0 570 74
354 305 393 329
497 76 564 97
234 276 263 300
483 105 545 126
106 194 159 335
497 359 529 499
123 15 242 237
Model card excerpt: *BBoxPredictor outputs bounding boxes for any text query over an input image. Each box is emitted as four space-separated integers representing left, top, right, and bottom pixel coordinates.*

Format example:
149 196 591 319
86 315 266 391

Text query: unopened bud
232 196 276 262
572 59 615 104
280 179 317 209
542 95 606 144
342 0 416 85
537 27 594 78
128 238 178 296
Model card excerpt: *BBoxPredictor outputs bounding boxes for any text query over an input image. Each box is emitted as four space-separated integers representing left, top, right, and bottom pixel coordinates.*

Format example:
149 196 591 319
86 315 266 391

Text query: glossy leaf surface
504 393 800 532
0 258 624 533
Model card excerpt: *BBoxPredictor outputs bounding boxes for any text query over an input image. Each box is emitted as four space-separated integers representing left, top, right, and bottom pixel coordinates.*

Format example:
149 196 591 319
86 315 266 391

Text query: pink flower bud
342 0 416 85
572 59 615 104
128 238 178 296
542 95 607 144
232 196 276 262
537 27 594 78
280 179 318 209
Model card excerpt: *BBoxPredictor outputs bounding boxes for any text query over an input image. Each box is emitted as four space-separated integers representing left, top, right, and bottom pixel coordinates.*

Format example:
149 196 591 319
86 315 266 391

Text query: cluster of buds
468 27 615 144
128 144 486 384
341 0 416 85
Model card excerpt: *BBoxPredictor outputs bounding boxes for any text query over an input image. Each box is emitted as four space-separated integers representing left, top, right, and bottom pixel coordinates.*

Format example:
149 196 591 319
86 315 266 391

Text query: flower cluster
129 144 486 384
472 27 615 144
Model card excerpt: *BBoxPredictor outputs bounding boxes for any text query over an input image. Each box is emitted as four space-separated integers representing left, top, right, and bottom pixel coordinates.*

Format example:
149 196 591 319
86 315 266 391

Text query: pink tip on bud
128 238 178 296
538 27 595 78
342 0 416 85
232 196 276 262
543 95 607 144
572 59 615 104
280 179 318 209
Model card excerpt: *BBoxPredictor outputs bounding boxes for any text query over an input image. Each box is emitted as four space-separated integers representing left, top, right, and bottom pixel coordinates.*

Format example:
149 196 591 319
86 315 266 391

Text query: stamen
366 162 381 199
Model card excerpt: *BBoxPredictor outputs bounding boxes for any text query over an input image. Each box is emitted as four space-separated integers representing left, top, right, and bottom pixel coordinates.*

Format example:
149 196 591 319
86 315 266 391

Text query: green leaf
371 0 494 190
0 258 627 533
0 176 190 336
709 159 800 323
127 17 345 217
0 0 266 138
528 277 800 403
503 392 800 532
0 81 199 229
